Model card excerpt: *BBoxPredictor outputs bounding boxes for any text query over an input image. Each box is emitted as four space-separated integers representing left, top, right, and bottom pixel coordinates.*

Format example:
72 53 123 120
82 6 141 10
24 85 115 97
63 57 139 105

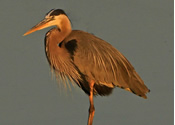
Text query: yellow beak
23 18 54 36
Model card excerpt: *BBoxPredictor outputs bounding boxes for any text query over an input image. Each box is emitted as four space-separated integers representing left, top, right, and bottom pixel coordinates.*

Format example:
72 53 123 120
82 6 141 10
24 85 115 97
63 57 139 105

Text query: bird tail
116 69 150 99
128 70 150 99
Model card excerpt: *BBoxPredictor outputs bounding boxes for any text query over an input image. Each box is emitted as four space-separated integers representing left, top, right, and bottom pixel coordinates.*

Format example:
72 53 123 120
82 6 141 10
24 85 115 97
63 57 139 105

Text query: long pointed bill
23 18 54 36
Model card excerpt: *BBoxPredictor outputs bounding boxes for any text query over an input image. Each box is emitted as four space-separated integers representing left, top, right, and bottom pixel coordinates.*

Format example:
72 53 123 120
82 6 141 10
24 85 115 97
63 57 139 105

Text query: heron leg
87 80 95 125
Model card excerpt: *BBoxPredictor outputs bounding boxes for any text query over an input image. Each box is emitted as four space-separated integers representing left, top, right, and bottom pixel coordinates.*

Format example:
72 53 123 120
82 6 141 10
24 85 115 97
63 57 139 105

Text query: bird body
45 28 149 98
24 9 150 125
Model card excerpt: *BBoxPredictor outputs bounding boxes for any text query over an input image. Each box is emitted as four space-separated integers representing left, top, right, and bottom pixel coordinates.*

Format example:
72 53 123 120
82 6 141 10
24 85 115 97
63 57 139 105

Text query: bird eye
49 16 54 19
45 16 55 21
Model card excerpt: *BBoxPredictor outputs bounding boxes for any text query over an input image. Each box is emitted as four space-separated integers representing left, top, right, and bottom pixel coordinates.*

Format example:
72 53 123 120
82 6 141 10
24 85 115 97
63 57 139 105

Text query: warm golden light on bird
24 9 150 125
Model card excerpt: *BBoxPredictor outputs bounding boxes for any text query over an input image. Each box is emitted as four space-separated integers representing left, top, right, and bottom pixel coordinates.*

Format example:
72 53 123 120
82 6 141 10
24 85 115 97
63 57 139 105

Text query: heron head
23 9 68 36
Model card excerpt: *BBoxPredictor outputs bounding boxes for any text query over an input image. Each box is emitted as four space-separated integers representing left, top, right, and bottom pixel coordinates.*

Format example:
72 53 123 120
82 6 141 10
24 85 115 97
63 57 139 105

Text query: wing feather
68 30 149 98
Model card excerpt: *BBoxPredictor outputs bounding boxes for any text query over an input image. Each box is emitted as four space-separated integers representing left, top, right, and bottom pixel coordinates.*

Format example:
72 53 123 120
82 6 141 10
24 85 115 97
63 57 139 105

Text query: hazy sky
0 0 173 125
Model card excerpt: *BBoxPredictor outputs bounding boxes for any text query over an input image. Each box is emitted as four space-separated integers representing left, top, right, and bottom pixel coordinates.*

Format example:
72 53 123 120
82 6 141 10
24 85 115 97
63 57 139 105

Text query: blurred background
0 0 173 125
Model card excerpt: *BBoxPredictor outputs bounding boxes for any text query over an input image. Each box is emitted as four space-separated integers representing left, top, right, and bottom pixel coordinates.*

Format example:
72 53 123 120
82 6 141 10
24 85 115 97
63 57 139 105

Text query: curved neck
45 15 72 55
56 15 72 42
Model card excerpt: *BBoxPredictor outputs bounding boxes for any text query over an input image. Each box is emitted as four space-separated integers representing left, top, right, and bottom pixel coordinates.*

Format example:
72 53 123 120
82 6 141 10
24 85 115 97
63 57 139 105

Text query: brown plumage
24 9 150 125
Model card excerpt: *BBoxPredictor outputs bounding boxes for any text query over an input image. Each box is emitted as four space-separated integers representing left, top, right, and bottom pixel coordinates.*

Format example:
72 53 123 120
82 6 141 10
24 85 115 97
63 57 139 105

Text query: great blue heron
24 9 150 125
